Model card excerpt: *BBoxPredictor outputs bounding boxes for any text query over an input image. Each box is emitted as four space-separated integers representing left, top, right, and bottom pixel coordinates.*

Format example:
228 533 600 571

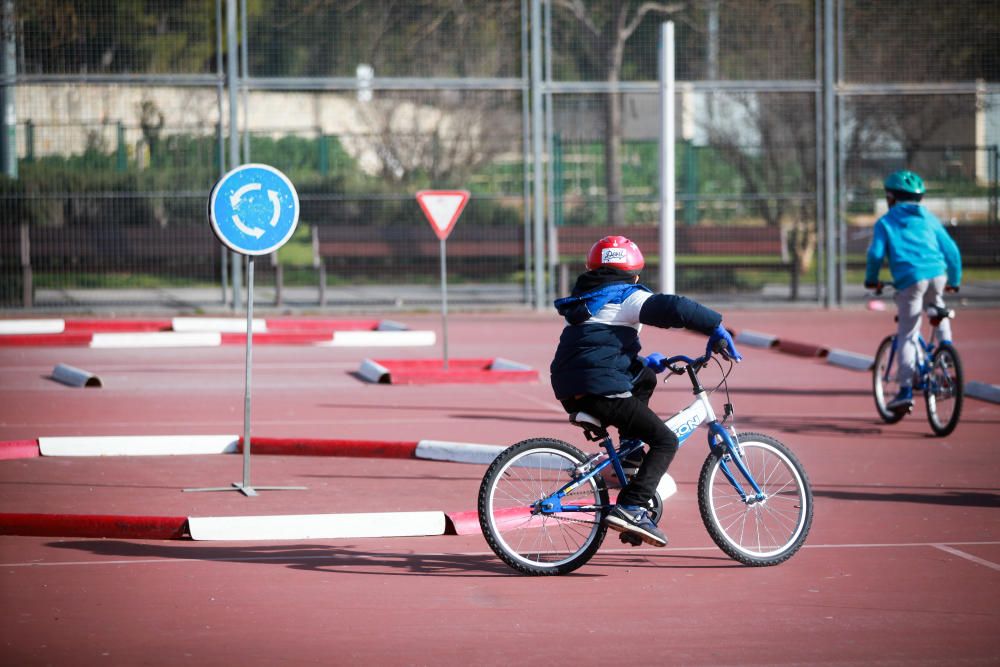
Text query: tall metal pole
520 0 533 304
530 0 545 310
240 255 255 495
822 0 836 308
439 239 449 369
1 0 17 179
216 0 229 306
227 0 243 309
659 22 676 295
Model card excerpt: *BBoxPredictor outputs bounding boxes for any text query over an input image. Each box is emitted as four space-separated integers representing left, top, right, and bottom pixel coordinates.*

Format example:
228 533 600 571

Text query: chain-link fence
1 0 997 311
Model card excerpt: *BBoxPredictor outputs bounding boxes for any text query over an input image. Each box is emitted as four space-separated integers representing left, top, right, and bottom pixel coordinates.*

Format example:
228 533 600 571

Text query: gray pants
895 275 952 387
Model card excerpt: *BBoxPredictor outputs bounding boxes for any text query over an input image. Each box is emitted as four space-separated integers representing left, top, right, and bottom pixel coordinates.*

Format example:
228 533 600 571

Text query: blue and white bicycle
478 344 814 575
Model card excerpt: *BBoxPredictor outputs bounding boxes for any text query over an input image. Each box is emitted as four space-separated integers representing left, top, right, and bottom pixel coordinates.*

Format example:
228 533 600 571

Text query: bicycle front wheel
925 342 964 437
478 438 608 575
698 433 813 566
873 334 905 423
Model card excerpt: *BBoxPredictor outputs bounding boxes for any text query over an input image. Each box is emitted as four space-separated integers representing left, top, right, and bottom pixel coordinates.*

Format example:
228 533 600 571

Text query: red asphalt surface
1 306 999 666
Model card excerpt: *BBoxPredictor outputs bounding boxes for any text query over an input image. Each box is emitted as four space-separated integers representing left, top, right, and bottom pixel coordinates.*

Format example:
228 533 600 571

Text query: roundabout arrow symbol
232 214 265 238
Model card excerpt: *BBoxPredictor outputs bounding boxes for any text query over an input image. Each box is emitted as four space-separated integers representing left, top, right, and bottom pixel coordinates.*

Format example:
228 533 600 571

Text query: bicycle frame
533 355 765 518
882 334 936 391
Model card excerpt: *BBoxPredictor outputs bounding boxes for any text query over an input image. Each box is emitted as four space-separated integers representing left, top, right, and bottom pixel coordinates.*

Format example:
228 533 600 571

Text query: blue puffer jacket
550 270 721 400
865 203 962 290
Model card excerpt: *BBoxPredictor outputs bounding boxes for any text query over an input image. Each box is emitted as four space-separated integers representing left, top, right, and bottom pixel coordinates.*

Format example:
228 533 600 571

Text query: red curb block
775 339 828 358
265 319 381 331
0 513 189 539
220 332 334 345
372 359 539 385
0 440 40 460
0 332 95 347
64 319 171 332
242 437 418 458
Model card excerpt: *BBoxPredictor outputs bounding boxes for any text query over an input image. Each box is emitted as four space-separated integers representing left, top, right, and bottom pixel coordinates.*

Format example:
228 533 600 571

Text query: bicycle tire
925 342 964 437
872 334 905 423
697 432 813 566
478 438 609 575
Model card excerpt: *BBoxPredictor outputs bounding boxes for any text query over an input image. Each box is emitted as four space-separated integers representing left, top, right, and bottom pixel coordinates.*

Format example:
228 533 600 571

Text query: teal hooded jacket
864 203 962 290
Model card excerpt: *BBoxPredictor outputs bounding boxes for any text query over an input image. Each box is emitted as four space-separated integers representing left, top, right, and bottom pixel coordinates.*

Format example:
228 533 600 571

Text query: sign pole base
183 482 307 496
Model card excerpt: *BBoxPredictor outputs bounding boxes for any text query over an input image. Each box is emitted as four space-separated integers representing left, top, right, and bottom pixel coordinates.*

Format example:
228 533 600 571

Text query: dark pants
560 367 679 507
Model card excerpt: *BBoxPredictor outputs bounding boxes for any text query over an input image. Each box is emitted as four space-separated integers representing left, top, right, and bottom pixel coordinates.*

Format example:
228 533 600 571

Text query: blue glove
644 352 668 373
707 324 742 362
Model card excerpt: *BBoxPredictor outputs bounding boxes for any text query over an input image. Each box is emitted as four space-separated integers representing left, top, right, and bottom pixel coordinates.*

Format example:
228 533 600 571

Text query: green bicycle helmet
884 170 925 199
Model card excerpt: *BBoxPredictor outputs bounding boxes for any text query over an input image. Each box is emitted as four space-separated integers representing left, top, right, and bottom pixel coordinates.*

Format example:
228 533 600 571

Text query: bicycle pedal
619 532 643 547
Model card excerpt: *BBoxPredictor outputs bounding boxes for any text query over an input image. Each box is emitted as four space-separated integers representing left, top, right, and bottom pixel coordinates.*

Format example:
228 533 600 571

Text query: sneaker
887 386 914 411
603 504 668 547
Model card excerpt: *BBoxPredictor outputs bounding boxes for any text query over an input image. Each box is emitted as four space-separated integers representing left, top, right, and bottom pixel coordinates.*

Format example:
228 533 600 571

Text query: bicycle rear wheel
478 438 608 575
698 433 813 566
925 342 963 437
873 334 905 423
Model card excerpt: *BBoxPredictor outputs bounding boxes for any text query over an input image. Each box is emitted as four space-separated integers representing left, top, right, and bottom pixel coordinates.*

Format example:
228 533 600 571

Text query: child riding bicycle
550 235 742 547
864 170 962 412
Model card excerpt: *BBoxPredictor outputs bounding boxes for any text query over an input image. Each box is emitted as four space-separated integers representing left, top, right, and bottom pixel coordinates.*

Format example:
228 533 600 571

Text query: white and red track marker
416 190 469 240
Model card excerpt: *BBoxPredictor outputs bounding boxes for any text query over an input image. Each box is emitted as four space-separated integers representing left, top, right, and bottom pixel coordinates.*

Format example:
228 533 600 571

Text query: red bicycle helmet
586 235 644 272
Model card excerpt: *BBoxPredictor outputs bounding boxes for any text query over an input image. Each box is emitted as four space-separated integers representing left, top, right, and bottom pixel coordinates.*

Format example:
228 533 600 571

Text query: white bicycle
478 344 814 575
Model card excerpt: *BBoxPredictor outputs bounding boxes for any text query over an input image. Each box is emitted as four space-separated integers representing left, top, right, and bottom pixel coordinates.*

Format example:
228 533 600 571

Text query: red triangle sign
416 190 469 241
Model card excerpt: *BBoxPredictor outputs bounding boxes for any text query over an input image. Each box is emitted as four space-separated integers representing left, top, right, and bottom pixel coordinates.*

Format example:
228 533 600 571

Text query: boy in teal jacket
865 170 962 411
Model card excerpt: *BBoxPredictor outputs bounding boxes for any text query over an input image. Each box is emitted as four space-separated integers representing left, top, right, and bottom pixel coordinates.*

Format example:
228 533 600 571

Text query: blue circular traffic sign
209 163 300 255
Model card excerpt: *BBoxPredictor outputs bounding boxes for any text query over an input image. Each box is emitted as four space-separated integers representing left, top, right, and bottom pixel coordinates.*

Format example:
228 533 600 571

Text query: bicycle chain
538 486 604 527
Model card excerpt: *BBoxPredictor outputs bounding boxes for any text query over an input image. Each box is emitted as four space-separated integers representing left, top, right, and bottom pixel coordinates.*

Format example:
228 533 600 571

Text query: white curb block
415 440 506 465
321 330 436 347
172 317 267 333
0 319 65 334
826 349 874 371
51 363 103 388
967 381 1000 404
735 330 778 348
187 511 447 541
90 332 223 348
39 435 239 456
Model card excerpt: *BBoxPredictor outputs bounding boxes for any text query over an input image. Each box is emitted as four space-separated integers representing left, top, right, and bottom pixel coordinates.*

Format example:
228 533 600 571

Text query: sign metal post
416 190 469 370
188 163 305 496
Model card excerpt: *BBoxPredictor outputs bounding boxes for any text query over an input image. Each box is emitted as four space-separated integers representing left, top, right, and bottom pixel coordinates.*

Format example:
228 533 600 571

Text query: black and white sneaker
603 504 667 547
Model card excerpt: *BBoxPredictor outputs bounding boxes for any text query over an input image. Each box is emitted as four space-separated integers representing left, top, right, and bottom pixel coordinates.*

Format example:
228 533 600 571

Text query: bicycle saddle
927 305 955 324
569 412 608 441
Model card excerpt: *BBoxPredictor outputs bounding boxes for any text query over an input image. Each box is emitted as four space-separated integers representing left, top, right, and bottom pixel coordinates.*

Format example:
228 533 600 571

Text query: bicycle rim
925 343 963 437
698 433 813 566
478 438 608 575
872 335 904 423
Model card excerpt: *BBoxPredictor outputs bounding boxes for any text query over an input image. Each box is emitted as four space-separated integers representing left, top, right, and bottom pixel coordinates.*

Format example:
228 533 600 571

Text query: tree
552 0 682 227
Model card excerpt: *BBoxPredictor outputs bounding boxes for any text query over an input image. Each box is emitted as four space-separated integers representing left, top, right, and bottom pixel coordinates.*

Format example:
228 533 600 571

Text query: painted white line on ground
188 511 446 541
0 319 65 334
89 332 223 348
320 330 435 347
5 540 999 568
171 317 267 333
38 435 239 456
826 348 874 371
932 544 1000 571
966 381 1000 404
415 440 506 465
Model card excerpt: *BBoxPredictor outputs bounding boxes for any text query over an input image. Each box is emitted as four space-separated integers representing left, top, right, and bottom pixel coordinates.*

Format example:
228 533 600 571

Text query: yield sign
416 190 469 241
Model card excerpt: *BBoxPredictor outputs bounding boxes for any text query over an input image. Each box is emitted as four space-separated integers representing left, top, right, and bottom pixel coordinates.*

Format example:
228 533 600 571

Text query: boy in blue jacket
551 236 741 547
865 170 962 411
